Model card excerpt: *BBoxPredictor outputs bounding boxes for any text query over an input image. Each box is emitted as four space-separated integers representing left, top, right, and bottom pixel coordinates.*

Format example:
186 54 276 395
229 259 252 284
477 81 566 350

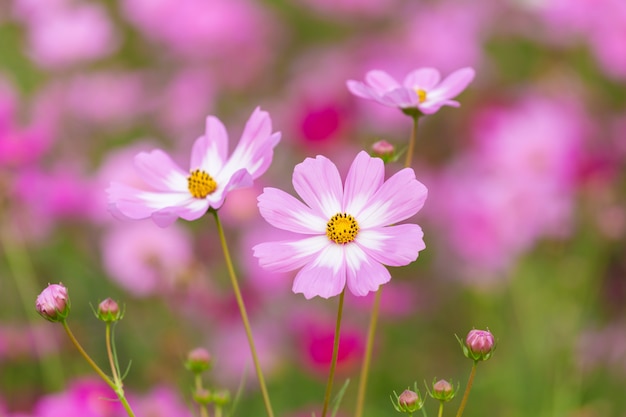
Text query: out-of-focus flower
101 221 194 297
347 67 475 115
35 283 70 323
253 151 427 299
185 347 212 374
130 386 193 417
34 378 124 417
107 107 281 227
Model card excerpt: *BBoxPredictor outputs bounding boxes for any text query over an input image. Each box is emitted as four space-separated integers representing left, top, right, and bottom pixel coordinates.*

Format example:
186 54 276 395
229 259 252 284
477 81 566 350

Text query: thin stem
455 362 477 417
105 323 121 385
194 374 210 417
354 288 381 417
437 402 444 417
321 288 346 417
0 225 64 390
62 321 136 417
404 115 420 168
355 114 420 417
212 210 274 417
215 406 223 417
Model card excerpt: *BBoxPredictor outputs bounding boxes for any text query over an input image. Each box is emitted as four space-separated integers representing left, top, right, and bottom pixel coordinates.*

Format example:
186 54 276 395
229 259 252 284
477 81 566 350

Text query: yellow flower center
326 213 359 244
187 169 217 198
415 88 427 103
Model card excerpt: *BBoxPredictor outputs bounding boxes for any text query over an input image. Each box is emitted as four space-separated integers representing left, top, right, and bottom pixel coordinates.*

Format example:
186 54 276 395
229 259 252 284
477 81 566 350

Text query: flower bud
36 283 70 322
211 389 230 406
371 140 397 163
97 298 122 322
391 385 424 414
185 347 212 374
458 329 496 362
429 379 457 402
193 388 212 405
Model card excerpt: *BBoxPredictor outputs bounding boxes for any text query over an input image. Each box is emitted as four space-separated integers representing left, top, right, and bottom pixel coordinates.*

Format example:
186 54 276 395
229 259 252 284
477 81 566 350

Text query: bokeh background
1 0 625 416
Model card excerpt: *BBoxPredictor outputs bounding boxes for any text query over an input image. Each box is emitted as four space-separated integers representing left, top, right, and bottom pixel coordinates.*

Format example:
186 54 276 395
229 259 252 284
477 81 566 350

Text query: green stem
455 362 477 417
212 210 274 417
403 115 419 168
321 288 346 417
355 114 420 417
438 402 444 417
215 406 223 417
354 288 381 417
105 323 121 386
0 225 64 390
194 374 210 417
62 321 136 417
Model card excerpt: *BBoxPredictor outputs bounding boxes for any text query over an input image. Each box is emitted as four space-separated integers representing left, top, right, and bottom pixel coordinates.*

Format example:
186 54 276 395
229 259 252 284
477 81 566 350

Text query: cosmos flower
346 67 475 115
107 107 281 227
253 151 427 299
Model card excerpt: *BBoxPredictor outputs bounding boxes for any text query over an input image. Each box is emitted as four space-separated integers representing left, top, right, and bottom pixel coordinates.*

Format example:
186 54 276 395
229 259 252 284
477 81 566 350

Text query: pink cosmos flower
347 67 475 115
253 151 427 299
107 107 281 227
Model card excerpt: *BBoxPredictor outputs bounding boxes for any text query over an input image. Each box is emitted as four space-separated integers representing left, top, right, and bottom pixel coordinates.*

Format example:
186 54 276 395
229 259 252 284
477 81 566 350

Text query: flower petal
427 67 475 102
381 87 419 108
292 243 347 299
210 168 253 209
356 225 425 266
357 167 428 228
222 107 281 180
343 151 384 216
134 150 188 191
419 99 460 115
346 80 377 100
364 70 400 93
253 235 329 273
191 115 229 173
403 68 441 90
344 244 391 296
258 187 327 234
107 182 193 221
292 155 343 218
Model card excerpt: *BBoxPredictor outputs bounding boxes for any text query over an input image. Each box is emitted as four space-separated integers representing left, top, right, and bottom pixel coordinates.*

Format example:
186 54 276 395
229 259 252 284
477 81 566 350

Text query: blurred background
0 0 625 416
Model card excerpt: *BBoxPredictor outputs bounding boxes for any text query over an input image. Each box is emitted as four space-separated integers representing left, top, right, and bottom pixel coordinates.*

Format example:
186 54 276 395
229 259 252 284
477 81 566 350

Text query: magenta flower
36 283 70 322
253 151 427 299
107 107 281 227
347 67 475 115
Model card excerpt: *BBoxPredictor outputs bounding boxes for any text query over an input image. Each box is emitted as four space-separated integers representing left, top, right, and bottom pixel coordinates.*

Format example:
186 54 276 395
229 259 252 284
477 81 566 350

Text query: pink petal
107 182 192 221
364 70 401 93
292 155 343 218
343 151 384 215
381 88 418 108
403 68 441 90
220 107 281 180
344 244 390 296
192 115 229 171
258 187 327 234
134 150 188 191
357 168 428 228
428 67 475 102
210 168 253 209
419 99 460 115
356 225 425 267
346 80 377 99
292 244 347 299
253 235 329 273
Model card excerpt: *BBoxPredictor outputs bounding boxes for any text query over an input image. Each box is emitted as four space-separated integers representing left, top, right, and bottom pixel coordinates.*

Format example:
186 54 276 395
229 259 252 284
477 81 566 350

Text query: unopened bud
97 298 122 322
36 283 70 323
185 347 212 374
429 379 457 402
211 389 230 406
193 388 212 405
391 384 424 414
458 329 496 362
371 140 397 163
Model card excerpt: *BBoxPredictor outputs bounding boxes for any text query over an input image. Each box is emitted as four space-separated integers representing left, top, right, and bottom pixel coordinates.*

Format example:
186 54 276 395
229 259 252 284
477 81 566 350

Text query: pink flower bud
462 329 496 362
97 298 121 322
185 347 212 374
430 379 457 402
372 140 395 156
398 389 419 408
36 283 70 322
392 387 423 414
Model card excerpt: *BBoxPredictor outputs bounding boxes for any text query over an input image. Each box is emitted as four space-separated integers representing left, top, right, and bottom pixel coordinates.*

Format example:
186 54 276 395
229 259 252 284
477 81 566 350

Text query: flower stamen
415 88 427 103
188 169 217 198
326 213 359 244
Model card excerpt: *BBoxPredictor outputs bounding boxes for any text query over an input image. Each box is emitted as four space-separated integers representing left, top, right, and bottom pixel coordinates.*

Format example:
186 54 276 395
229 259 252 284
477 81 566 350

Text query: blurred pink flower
107 107 281 227
347 67 475 115
129 386 192 417
101 221 194 297
253 151 427 299
293 0 396 19
34 378 123 417
20 3 118 68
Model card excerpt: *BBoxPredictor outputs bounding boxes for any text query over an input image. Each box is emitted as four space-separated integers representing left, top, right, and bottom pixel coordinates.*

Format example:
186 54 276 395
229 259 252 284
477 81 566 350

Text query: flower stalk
454 362 477 417
212 209 275 417
321 288 346 417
